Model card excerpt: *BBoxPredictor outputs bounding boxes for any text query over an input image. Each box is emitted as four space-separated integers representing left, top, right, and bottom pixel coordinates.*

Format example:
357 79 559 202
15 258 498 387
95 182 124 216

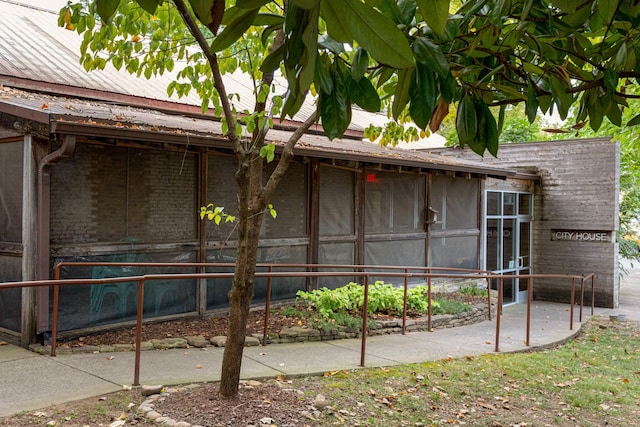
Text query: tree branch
172 0 243 155
262 109 318 201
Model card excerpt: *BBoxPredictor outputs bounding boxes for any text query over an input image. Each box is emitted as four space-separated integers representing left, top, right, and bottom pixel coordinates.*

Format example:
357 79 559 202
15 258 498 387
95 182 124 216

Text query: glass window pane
503 218 515 269
487 191 501 216
486 219 500 271
518 193 532 216
503 193 515 215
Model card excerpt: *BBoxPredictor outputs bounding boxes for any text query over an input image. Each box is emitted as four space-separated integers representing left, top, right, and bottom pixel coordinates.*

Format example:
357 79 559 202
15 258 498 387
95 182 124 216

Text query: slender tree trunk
219 152 265 397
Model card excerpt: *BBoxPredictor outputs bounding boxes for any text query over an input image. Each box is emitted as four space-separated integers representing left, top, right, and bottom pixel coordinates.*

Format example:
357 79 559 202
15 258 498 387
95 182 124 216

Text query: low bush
296 281 446 319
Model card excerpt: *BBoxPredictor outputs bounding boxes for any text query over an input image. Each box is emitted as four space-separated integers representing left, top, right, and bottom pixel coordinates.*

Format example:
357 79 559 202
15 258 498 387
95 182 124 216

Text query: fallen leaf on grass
478 402 497 411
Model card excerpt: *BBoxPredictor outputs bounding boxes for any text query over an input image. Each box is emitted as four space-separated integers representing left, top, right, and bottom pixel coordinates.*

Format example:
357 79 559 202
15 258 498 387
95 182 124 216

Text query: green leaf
210 8 259 52
417 0 450 37
188 0 214 25
135 0 162 14
598 0 620 23
290 0 320 9
392 67 413 119
526 81 539 123
552 0 582 13
236 0 271 8
347 75 381 112
475 98 498 157
319 69 351 140
315 54 333 94
409 64 437 130
352 47 369 82
260 44 284 73
413 37 449 77
438 72 457 103
95 0 119 23
456 92 477 147
627 113 640 127
322 0 414 69
614 42 628 71
259 143 276 163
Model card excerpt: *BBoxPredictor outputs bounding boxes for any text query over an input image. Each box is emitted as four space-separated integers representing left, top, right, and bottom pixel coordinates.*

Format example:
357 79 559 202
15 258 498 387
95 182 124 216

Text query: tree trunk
219 153 265 397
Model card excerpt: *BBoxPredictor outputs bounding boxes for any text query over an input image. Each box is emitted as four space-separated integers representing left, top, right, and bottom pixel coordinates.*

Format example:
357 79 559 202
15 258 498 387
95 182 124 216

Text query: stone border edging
29 301 495 355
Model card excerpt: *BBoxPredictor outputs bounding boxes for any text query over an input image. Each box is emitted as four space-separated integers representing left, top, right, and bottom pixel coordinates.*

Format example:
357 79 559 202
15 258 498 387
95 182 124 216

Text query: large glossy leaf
322 0 414 69
525 81 538 123
298 5 319 97
347 75 381 112
96 0 119 22
188 0 214 25
320 69 351 140
136 0 162 14
210 8 259 52
260 44 284 72
236 0 270 8
290 0 320 9
456 92 477 147
409 64 437 130
392 68 413 119
475 98 498 157
315 54 333 94
598 0 620 23
352 48 368 81
417 0 450 37
413 37 449 77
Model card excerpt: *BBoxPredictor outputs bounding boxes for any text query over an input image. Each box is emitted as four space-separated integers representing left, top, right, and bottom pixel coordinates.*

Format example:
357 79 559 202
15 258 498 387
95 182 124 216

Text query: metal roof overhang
50 120 516 179
0 94 516 179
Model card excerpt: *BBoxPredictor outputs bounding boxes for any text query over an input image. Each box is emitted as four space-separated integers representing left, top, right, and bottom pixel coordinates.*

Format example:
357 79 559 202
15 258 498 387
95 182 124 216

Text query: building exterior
0 1 620 346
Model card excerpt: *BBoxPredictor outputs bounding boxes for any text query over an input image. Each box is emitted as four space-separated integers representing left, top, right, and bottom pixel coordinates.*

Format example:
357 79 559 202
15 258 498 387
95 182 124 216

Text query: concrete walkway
1 272 638 417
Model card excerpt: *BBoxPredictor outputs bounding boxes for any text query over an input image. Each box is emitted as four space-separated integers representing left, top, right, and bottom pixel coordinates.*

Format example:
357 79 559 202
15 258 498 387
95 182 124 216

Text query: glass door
486 191 533 304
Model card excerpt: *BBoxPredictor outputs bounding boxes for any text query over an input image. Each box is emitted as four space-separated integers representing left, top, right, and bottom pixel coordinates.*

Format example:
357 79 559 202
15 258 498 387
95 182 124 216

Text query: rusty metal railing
0 263 595 386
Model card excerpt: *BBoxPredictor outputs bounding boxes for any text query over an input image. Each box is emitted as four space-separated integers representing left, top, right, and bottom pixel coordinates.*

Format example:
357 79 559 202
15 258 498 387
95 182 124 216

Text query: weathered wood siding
436 138 619 308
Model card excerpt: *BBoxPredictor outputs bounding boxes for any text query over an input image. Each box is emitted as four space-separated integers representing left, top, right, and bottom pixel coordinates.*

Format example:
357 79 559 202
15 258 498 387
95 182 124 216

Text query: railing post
402 269 408 335
526 277 532 346
50 265 61 357
360 274 369 367
579 276 585 322
486 275 492 321
591 275 595 315
495 275 503 352
133 278 145 387
427 275 432 332
569 277 575 331
263 266 273 346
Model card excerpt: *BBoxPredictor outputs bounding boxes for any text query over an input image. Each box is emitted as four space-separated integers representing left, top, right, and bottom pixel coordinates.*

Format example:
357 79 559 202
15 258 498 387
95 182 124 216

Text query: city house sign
551 229 611 243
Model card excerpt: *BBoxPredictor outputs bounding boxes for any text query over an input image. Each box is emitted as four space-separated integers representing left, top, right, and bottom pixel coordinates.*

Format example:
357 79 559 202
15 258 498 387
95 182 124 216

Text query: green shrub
432 299 472 315
458 284 488 297
297 281 440 318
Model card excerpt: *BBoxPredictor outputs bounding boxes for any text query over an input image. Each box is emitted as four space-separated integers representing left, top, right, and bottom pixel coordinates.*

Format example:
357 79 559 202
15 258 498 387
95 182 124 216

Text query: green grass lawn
305 317 640 426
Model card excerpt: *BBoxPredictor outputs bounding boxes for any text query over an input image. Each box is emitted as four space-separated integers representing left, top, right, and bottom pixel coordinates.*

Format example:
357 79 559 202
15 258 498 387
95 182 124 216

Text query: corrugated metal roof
0 0 390 132
0 1 515 177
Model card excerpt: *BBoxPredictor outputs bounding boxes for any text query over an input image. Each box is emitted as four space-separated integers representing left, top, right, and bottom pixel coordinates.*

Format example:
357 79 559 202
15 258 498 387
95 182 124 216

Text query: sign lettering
551 230 611 243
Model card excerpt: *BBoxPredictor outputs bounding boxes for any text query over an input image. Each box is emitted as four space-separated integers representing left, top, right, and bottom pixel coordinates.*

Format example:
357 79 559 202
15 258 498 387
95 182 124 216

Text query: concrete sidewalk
2 274 639 417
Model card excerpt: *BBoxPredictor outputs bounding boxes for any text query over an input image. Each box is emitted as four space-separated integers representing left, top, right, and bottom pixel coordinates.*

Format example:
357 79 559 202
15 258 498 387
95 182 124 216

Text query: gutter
36 134 76 335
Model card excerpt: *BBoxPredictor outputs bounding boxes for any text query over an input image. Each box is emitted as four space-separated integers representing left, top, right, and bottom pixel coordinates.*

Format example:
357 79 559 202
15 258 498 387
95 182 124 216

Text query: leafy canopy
61 0 640 157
